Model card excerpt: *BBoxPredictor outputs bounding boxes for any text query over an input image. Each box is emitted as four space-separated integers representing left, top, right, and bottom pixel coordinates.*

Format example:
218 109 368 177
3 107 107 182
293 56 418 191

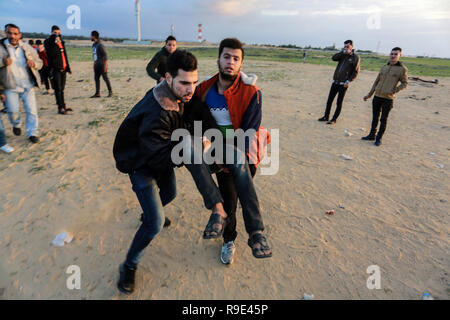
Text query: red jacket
196 73 270 166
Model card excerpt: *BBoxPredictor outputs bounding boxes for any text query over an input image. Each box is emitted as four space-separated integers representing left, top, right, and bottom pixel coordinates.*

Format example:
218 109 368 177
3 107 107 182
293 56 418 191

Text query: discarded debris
303 293 315 300
408 77 438 84
52 232 74 247
126 78 132 82
340 154 353 160
344 129 353 137
437 164 444 169
326 210 335 215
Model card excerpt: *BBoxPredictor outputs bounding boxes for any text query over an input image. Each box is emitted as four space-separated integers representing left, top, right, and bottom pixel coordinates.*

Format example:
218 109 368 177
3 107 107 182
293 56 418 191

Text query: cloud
261 10 299 16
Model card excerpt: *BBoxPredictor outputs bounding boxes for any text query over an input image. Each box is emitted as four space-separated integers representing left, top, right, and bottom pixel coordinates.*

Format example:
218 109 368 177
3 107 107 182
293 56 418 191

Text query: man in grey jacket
90 30 113 98
318 40 360 124
0 23 42 143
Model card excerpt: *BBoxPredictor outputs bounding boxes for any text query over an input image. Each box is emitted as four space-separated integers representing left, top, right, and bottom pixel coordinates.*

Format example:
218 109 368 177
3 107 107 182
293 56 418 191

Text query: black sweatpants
94 63 112 94
324 83 348 121
39 66 50 90
370 96 393 140
217 164 258 243
51 70 67 111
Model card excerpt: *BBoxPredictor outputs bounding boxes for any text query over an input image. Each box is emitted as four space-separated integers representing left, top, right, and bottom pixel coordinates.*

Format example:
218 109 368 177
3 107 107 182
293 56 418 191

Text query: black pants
370 96 393 140
324 83 348 120
39 67 50 90
51 70 66 110
217 164 259 243
94 64 112 94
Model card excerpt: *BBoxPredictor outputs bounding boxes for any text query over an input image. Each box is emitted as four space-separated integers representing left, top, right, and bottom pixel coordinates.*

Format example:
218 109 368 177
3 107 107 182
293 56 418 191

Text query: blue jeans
0 114 6 147
124 137 224 269
4 87 39 137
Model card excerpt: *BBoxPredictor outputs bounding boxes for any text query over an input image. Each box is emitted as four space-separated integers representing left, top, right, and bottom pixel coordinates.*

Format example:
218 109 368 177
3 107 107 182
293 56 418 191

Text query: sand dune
0 58 448 299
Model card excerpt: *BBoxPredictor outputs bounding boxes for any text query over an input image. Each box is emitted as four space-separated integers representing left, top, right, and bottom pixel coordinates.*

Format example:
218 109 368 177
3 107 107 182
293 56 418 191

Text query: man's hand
68 70 72 75
202 137 211 152
159 77 164 83
3 57 12 66
27 59 35 69
343 82 350 88
363 95 370 101
0 94 5 102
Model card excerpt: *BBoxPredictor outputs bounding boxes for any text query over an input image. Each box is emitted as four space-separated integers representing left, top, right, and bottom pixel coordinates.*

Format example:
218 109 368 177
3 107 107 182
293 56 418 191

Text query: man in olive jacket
146 36 177 84
362 47 408 146
318 40 360 124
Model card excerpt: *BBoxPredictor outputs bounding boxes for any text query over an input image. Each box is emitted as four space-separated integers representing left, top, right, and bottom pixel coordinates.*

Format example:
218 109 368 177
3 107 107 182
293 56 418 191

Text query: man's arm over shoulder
332 51 344 61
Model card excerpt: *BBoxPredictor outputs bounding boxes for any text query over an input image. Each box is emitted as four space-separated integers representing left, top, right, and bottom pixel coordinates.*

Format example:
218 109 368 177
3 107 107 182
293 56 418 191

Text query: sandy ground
0 57 449 300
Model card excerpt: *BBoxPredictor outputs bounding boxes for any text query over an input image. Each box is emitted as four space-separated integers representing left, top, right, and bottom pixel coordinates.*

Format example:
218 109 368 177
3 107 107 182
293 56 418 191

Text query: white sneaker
220 241 236 265
0 144 14 154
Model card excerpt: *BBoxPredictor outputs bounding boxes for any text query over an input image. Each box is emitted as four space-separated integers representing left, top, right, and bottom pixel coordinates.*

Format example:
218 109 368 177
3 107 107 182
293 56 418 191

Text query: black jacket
113 80 218 175
332 50 360 83
146 47 170 82
44 34 71 73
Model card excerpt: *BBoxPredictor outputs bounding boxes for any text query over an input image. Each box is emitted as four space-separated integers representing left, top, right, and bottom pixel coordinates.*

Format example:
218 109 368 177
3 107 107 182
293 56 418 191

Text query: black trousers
217 164 259 243
51 70 66 110
39 67 50 90
324 83 348 120
370 96 393 140
94 64 112 94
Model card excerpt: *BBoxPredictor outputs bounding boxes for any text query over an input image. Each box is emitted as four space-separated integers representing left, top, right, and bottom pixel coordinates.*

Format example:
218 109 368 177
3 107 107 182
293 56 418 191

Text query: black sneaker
374 139 382 146
108 92 114 97
58 109 67 115
117 264 136 295
318 116 328 122
29 136 40 144
90 94 101 98
326 120 336 125
13 127 21 136
362 135 376 141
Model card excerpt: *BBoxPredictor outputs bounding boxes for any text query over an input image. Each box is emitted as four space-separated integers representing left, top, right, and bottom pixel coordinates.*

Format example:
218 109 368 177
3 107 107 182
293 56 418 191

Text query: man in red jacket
196 38 272 264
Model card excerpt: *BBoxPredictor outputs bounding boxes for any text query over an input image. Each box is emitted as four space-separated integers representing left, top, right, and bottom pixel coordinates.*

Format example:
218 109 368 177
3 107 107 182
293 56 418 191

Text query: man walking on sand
194 38 272 265
90 30 113 98
362 47 408 146
113 50 264 294
146 36 177 85
45 25 72 115
0 23 42 144
318 40 360 124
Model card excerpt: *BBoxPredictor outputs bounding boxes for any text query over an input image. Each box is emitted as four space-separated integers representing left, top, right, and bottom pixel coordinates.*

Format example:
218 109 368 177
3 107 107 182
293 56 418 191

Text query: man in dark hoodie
90 30 113 98
113 50 263 294
318 40 360 124
146 35 177 84
44 25 72 115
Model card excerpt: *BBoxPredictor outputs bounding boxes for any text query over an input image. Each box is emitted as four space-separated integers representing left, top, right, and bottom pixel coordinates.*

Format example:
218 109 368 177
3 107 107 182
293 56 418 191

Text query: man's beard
219 66 239 82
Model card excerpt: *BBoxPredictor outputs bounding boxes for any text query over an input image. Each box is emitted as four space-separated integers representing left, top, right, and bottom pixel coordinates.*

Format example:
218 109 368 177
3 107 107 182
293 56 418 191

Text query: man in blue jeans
113 50 263 294
0 86 14 153
0 23 42 143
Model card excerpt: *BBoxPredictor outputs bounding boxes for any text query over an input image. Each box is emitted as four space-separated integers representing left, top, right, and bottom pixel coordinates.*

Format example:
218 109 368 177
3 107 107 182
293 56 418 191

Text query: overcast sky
1 0 449 57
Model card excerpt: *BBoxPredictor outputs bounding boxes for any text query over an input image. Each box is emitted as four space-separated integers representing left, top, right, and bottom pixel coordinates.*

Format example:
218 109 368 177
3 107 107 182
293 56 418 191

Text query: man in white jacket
0 23 42 143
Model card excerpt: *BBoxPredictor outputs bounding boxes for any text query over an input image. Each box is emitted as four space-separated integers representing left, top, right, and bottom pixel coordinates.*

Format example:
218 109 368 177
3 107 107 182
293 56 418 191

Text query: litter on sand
339 205 345 209
344 129 353 137
340 154 353 160
303 293 315 300
52 232 74 247
437 164 444 169
326 210 335 215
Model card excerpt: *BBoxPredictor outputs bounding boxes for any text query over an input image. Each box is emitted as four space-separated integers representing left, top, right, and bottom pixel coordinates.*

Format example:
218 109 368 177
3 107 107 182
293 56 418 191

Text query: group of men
1 26 410 295
318 39 408 146
0 23 113 153
114 37 272 294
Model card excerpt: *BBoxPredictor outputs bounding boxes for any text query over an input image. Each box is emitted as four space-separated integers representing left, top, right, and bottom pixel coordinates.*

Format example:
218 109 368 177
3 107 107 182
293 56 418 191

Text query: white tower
135 0 141 41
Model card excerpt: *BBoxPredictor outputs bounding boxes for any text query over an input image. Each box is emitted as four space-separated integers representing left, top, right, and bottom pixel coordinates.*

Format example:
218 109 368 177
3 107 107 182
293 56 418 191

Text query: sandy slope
0 58 448 300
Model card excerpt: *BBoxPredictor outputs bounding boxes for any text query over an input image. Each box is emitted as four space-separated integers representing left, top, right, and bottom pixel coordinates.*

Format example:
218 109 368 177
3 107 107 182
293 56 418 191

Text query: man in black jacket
44 25 72 115
146 35 177 84
318 40 360 124
90 30 112 98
